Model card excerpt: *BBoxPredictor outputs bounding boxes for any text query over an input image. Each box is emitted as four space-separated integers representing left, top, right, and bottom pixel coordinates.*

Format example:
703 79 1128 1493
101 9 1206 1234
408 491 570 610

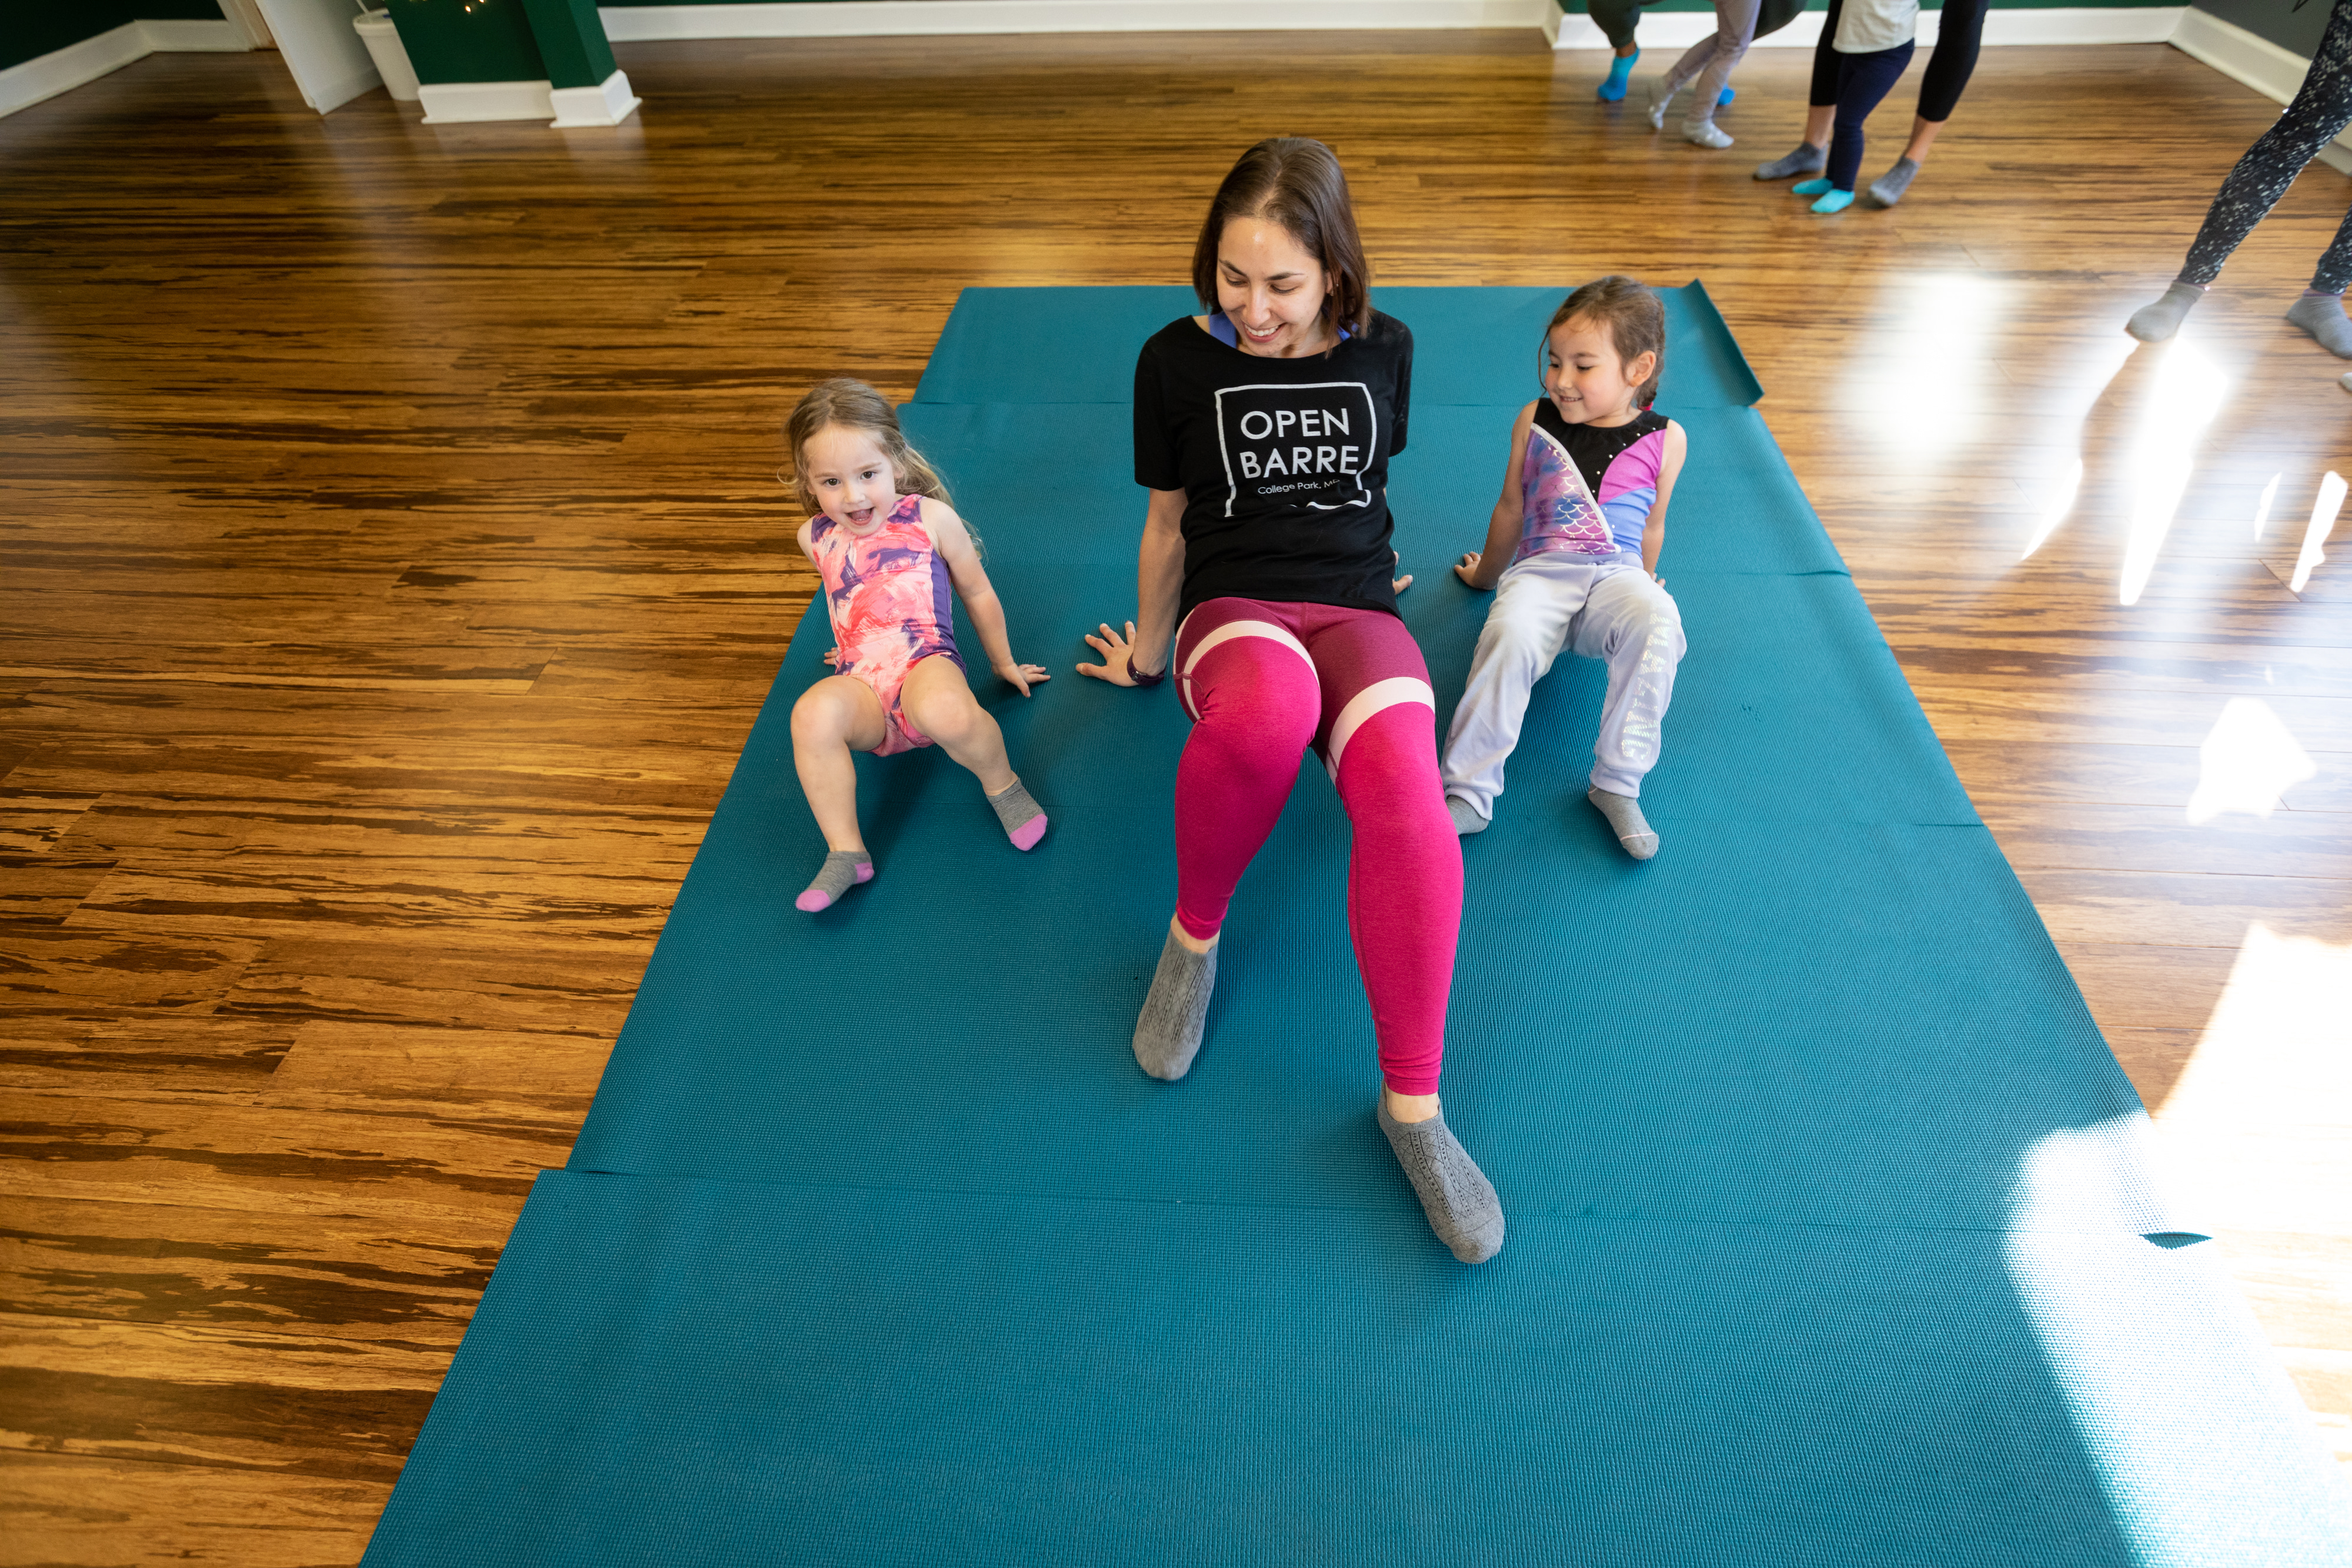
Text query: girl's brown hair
1190 138 1373 344
784 377 952 516
1548 276 1668 409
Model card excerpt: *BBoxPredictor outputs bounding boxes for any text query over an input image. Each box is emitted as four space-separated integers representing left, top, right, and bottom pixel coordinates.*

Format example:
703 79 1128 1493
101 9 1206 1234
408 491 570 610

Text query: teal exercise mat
568 569 2149 1235
361 1171 2352 1568
910 282 1765 409
898 402 1847 577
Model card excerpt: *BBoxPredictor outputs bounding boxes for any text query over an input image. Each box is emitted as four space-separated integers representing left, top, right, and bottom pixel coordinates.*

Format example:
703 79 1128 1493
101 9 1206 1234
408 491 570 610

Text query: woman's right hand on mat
1078 620 1157 686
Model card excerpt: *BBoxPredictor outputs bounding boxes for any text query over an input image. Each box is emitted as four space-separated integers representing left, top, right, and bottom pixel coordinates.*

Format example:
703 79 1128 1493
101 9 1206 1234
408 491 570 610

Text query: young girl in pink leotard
786 379 1051 913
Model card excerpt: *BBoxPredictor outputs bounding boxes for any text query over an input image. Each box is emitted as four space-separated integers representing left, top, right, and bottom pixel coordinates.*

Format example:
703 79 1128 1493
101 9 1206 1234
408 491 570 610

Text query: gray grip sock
1588 787 1659 859
1446 794 1489 835
795 848 872 912
2287 291 2352 357
1754 142 1826 180
1866 156 1919 206
2126 281 2204 343
987 777 1048 850
1644 78 1675 131
1378 1101 1505 1264
1132 927 1217 1081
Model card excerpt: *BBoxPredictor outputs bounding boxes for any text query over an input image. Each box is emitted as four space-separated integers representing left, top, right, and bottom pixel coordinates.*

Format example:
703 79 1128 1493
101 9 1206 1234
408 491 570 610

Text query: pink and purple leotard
806 493 963 756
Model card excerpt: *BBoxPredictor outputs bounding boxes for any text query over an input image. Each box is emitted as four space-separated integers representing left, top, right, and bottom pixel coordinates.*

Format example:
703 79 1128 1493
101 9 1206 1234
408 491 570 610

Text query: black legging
1807 0 1987 123
2177 0 2352 292
1827 42 1915 191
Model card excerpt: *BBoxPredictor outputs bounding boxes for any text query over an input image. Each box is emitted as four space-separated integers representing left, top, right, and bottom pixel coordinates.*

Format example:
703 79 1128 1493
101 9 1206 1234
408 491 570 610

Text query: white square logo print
1213 382 1378 516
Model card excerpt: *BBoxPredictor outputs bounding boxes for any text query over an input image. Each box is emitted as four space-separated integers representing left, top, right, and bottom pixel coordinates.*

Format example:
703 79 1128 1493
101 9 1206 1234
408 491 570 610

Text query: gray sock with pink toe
796 849 873 912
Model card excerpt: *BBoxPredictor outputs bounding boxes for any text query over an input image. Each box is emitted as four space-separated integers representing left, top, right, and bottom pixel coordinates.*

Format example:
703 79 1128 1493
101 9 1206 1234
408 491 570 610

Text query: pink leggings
1173 598 1463 1096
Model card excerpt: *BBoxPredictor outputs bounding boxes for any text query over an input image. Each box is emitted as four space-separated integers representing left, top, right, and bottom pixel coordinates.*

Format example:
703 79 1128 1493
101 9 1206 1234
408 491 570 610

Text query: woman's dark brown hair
1190 138 1372 343
1548 275 1668 409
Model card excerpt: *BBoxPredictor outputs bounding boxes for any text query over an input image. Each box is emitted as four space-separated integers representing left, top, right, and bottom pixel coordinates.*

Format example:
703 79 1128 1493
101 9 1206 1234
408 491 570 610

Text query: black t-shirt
1133 311 1412 623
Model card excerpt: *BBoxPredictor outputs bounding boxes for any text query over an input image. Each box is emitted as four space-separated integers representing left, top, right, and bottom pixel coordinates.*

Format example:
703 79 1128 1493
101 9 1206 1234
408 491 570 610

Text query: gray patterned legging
2179 0 2352 292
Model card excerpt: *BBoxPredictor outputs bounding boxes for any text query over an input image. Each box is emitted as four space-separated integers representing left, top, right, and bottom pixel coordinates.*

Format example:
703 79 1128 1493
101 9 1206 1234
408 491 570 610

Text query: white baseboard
1552 4 2181 49
550 66 642 124
419 78 557 122
142 18 255 51
0 16 257 122
2171 5 2351 174
0 22 149 119
604 0 1549 38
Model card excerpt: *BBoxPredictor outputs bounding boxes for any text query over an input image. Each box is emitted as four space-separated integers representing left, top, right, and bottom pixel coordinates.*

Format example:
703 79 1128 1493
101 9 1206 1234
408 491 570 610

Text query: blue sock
1792 177 1832 196
1598 49 1638 101
1718 86 1735 105
1810 188 1855 214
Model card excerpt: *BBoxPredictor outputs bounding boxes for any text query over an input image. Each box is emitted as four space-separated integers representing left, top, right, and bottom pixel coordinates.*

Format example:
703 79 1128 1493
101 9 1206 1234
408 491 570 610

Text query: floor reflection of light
2119 339 2230 606
2290 471 2345 593
2156 922 2352 1235
1855 273 2009 464
2186 697 2317 824
2019 457 2083 560
2254 473 2281 540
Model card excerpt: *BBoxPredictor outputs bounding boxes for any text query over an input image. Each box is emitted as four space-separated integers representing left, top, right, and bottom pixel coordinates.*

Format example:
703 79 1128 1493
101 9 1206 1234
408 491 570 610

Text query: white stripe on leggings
1323 677 1435 780
1176 618 1317 721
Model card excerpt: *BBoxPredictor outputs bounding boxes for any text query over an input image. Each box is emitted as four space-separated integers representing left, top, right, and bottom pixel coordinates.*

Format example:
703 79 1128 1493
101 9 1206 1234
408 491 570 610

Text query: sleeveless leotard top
1513 403 1671 565
807 493 960 677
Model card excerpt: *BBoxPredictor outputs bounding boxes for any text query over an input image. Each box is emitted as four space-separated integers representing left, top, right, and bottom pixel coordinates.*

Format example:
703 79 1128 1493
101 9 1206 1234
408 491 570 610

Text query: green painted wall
1556 0 2178 10
2189 0 2328 55
385 0 617 87
386 0 548 83
1 0 226 74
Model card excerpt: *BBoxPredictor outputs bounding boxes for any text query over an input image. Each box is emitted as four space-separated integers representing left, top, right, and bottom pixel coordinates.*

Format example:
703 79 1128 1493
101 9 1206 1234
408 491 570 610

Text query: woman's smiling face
1215 216 1332 358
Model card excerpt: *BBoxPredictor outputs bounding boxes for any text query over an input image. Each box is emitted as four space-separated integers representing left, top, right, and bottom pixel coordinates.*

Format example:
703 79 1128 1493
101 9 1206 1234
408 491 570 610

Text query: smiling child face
799 424 900 530
1544 315 1653 427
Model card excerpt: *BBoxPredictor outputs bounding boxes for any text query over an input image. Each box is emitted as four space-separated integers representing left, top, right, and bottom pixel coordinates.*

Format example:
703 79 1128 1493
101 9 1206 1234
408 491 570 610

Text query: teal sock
1598 49 1638 101
1792 177 1832 196
1718 86 1735 105
1810 188 1855 214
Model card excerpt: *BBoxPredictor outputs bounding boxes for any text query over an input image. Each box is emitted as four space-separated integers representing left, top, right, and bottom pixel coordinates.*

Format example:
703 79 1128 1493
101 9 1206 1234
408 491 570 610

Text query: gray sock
1378 1100 1505 1264
1645 78 1675 132
987 776 1048 850
1755 142 1826 180
1682 118 1734 150
1132 927 1217 1081
795 848 872 912
1867 156 1919 206
1588 787 1658 860
1446 794 1488 835
2126 281 2204 343
2287 291 2352 357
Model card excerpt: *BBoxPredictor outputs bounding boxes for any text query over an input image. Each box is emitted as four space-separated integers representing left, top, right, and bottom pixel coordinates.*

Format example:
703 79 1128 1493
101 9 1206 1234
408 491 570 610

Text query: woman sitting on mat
784 377 1052 913
1440 277 1688 860
1076 136 1504 1265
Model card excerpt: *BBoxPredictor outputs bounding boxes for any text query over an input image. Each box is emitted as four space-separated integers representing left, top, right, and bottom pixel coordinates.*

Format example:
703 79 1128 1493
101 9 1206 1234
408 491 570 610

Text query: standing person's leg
1132 599 1320 1082
1646 35 1720 131
2300 203 2352 356
1798 41 1914 213
1590 0 1644 100
1870 0 1984 204
1756 0 1840 179
1681 0 1762 148
1299 606 1501 1266
2130 0 2352 342
1568 566 1686 858
1441 558 1591 831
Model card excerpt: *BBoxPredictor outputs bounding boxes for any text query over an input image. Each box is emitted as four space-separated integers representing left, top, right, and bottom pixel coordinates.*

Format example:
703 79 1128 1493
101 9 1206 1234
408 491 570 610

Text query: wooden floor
2 32 2347 1564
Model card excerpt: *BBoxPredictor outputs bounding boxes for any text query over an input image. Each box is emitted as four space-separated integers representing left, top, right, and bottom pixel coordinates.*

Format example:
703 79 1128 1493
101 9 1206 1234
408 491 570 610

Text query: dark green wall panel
2189 0 2330 56
1 0 226 74
386 0 548 83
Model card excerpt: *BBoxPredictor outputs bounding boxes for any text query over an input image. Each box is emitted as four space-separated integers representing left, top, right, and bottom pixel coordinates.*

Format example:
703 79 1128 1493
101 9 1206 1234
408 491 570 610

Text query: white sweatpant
1441 553 1685 817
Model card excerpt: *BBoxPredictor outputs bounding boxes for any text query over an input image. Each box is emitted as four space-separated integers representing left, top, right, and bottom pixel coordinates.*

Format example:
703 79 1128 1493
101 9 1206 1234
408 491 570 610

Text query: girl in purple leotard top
785 379 1051 914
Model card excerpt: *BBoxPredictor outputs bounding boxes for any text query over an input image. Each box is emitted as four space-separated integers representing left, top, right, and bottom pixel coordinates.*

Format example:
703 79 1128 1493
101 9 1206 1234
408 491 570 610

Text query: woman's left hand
994 660 1050 697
